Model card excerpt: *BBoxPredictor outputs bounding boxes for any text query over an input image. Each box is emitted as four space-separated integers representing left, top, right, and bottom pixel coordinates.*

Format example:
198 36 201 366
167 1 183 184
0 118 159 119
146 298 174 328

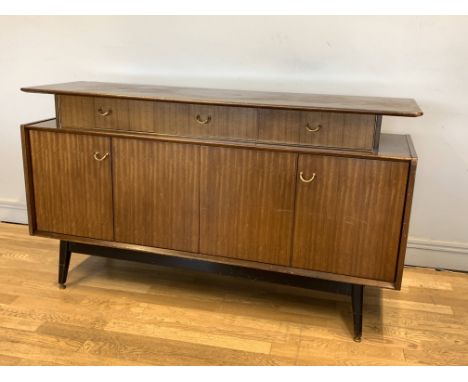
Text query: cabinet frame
21 119 417 291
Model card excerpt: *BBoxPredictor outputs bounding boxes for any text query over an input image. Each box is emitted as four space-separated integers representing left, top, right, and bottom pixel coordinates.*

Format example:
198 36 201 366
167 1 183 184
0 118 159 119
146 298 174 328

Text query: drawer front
60 96 258 141
186 104 257 141
59 95 375 151
59 95 96 129
60 96 155 132
258 109 377 151
153 102 258 141
94 97 130 130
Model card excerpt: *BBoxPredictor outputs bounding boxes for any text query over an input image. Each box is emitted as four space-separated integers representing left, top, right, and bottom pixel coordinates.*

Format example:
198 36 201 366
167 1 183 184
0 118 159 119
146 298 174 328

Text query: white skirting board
0 200 28 225
406 238 468 272
1 200 467 272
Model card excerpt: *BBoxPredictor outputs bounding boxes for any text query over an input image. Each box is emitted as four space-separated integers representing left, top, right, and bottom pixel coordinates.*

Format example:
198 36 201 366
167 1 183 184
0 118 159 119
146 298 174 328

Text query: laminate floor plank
38 322 295 366
0 222 467 365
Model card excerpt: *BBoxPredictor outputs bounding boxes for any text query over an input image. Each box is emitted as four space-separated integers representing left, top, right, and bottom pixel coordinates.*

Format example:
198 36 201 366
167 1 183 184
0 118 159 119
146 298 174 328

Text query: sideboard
20 81 422 341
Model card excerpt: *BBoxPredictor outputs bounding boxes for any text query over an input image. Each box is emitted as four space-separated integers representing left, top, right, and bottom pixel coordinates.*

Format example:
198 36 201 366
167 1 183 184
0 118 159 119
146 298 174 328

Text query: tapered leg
351 284 364 342
58 240 71 289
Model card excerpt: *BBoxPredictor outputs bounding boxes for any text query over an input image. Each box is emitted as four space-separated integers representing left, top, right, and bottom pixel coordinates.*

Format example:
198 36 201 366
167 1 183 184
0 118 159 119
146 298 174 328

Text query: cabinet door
112 138 199 252
292 155 408 282
29 130 113 240
200 146 297 266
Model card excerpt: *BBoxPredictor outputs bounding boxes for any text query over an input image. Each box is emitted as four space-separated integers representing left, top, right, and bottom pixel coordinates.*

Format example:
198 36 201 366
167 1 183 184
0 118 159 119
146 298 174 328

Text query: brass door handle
93 152 110 161
195 114 212 125
299 172 316 183
305 123 322 132
97 108 112 117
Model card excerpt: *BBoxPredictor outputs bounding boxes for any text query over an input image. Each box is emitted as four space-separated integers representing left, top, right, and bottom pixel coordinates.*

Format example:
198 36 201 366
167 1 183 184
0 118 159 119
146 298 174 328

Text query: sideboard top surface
23 118 417 161
21 81 423 117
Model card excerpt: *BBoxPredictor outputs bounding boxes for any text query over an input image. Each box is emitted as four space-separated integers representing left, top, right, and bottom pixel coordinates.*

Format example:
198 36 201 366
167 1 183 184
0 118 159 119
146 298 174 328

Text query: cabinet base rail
58 240 364 342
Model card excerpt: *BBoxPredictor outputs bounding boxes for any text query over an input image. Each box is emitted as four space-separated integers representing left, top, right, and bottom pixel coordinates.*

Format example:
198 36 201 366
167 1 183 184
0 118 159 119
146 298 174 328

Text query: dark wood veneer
200 146 296 265
20 82 421 341
23 81 423 116
28 130 114 240
292 155 408 281
113 138 200 252
22 119 416 162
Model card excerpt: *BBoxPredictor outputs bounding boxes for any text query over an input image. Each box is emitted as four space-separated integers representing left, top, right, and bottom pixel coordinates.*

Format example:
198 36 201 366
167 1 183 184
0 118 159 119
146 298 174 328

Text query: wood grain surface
22 125 416 287
28 130 114 240
58 95 95 129
259 109 376 150
188 104 258 141
0 222 466 366
112 138 200 252
258 109 302 144
23 120 417 161
152 102 258 140
94 97 129 130
128 99 154 132
292 155 408 282
297 112 373 149
22 81 423 116
200 146 297 265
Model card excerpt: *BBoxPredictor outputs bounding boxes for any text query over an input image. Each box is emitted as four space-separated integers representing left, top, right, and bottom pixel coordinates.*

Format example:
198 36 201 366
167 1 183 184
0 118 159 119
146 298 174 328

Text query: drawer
153 102 258 141
258 109 377 151
59 95 155 132
59 95 258 141
58 95 96 129
94 97 130 130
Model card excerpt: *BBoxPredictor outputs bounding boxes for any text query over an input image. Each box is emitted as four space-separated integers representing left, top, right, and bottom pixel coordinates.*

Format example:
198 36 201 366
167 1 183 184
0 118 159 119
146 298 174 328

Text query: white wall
1 16 467 270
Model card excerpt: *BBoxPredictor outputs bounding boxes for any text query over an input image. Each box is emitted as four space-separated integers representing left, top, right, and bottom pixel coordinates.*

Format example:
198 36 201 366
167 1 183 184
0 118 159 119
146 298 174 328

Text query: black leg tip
353 336 362 343
58 283 66 289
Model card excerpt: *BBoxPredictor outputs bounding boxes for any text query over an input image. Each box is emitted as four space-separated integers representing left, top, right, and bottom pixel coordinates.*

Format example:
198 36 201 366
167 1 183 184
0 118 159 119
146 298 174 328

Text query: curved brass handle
299 172 316 183
97 108 112 117
195 114 212 125
305 123 322 132
93 152 110 161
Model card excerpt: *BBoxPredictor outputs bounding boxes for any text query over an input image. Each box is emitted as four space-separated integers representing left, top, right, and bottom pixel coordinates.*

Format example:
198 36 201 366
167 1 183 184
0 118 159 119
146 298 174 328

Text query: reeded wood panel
128 100 154 132
113 138 199 252
292 155 408 281
94 97 129 130
59 95 95 129
28 130 113 240
259 110 376 151
200 146 296 265
189 105 258 141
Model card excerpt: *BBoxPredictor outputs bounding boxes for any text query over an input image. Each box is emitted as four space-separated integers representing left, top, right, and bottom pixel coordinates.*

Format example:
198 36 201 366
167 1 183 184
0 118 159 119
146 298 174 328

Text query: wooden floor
0 222 467 366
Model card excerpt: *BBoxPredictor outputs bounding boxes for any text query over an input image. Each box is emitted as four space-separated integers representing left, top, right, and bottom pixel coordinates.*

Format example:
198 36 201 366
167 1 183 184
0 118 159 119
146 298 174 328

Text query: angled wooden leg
351 284 364 342
58 240 71 289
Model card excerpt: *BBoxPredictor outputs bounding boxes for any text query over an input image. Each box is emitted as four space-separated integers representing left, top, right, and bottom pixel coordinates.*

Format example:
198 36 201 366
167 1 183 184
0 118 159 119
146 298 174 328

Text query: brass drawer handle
195 114 212 125
93 152 110 161
299 172 316 183
305 123 322 132
97 108 112 117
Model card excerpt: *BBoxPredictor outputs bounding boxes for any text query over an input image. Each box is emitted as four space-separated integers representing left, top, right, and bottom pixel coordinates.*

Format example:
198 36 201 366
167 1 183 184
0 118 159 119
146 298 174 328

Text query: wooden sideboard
20 81 422 341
